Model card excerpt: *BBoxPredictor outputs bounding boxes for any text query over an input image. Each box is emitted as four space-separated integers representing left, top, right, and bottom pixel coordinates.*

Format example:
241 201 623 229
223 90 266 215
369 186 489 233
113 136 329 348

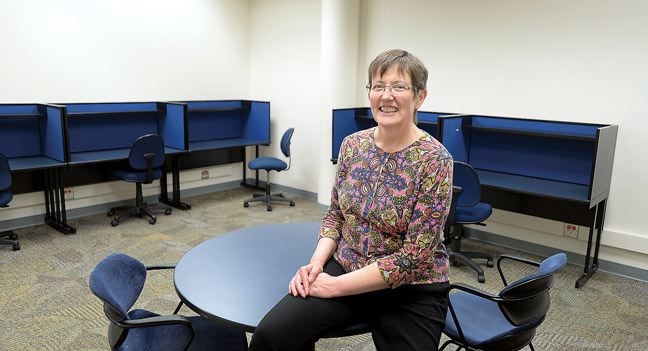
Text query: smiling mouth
379 107 399 113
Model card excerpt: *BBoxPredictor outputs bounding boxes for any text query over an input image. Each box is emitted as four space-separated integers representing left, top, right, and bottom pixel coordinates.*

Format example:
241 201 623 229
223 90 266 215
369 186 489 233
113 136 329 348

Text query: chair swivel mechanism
89 252 248 351
440 252 567 351
0 154 20 251
445 161 494 283
244 128 296 211
107 134 172 226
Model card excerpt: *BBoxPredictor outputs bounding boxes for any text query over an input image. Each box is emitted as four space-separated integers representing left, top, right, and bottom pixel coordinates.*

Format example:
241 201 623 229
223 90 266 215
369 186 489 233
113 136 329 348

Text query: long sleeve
319 137 350 243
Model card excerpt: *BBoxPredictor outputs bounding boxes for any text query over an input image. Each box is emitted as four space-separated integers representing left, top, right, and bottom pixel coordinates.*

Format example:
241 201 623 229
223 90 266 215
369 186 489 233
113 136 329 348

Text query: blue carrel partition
179 100 270 151
331 107 453 163
0 103 74 234
439 114 618 288
159 100 271 209
63 102 186 165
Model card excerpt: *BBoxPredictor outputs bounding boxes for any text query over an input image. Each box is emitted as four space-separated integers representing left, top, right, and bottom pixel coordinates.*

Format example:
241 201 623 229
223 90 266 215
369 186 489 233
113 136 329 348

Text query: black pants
249 259 449 351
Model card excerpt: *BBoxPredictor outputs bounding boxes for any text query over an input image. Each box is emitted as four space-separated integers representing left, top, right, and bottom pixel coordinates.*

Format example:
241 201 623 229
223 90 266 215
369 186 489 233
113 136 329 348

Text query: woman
249 49 453 351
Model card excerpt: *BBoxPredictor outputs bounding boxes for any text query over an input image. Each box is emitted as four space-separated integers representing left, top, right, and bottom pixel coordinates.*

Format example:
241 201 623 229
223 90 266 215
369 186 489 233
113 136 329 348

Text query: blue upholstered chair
0 154 20 251
107 134 172 226
243 128 295 211
441 252 567 351
89 253 248 351
446 161 494 283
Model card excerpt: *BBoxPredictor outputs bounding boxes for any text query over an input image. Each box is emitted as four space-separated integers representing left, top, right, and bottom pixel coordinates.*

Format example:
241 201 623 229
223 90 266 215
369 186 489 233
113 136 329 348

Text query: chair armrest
497 255 540 286
146 264 176 271
145 264 184 314
122 314 194 351
122 314 191 328
449 282 500 301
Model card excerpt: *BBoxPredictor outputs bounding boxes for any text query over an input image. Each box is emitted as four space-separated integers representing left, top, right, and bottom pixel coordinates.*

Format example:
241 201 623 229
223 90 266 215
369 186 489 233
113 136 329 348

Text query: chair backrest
280 128 294 158
453 161 481 207
89 253 147 321
0 154 13 207
0 154 12 192
128 134 165 171
498 253 567 326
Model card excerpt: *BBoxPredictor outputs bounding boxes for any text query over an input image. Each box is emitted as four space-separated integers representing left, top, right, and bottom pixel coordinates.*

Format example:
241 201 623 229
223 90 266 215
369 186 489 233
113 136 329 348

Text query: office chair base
1 230 20 251
243 192 295 212
108 203 172 226
449 250 494 283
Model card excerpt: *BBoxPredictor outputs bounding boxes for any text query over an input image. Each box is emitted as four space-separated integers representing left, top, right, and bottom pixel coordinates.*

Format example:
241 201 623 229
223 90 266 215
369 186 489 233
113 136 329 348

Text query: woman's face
369 65 426 130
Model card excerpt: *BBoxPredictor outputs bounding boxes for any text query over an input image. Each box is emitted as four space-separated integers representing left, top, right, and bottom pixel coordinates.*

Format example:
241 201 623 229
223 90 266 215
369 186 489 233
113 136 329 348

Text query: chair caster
148 217 157 225
267 206 272 211
107 210 115 217
165 208 172 215
9 232 18 240
12 243 20 251
487 259 494 268
111 219 119 227
290 201 295 206
244 202 249 208
478 274 485 283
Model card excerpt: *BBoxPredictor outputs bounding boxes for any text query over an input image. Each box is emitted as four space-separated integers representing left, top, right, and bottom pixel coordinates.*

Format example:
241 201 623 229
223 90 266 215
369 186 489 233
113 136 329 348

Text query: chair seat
248 157 287 172
119 309 247 351
455 202 492 224
111 169 162 183
444 292 539 347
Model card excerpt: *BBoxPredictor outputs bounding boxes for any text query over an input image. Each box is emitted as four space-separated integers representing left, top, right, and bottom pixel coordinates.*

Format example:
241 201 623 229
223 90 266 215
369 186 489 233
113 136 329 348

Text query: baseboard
243 178 318 200
466 227 648 283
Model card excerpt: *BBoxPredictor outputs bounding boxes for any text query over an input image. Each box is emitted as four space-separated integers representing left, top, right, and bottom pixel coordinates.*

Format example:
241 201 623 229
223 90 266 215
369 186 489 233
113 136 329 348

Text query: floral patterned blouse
319 127 453 288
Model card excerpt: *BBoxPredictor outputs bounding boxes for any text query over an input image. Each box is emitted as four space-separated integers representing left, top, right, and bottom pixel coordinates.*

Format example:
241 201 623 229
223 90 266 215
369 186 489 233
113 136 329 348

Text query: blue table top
476 169 590 203
174 222 320 332
8 156 65 171
189 138 269 152
69 147 185 165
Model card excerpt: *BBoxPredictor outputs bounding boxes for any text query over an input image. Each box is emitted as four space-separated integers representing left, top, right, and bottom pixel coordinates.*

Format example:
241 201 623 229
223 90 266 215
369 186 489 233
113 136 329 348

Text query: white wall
358 0 648 268
248 0 322 193
0 0 250 102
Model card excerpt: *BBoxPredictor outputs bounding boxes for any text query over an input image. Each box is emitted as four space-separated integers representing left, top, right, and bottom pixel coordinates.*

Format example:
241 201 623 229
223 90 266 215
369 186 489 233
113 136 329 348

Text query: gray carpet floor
1 187 647 350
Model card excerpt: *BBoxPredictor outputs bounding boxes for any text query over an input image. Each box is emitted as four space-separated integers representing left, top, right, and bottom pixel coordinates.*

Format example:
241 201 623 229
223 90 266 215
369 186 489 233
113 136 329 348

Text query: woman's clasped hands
289 263 339 299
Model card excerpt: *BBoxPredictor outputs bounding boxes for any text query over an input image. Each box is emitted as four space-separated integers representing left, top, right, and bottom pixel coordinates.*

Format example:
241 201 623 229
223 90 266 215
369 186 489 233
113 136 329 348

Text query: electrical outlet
63 187 74 200
201 169 209 180
563 223 579 239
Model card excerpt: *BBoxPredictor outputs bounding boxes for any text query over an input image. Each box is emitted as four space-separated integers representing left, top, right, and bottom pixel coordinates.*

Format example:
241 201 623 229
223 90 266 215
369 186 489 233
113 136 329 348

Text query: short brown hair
368 49 428 95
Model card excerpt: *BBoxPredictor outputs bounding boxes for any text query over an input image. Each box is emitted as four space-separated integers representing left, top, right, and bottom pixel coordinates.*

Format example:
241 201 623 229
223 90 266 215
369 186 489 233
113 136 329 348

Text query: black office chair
0 154 20 251
108 134 172 226
89 252 248 351
445 161 494 283
441 252 567 351
244 128 295 211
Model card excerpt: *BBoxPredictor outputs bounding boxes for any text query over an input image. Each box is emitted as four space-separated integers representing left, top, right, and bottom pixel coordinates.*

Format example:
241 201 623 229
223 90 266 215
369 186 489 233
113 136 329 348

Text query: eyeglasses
366 82 412 94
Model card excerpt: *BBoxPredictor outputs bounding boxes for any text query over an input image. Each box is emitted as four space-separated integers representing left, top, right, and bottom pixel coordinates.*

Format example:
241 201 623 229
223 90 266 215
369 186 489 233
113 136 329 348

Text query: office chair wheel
165 208 172 215
478 273 485 283
12 243 20 251
290 201 295 206
487 259 494 268
9 232 18 240
267 205 272 211
107 210 115 217
111 219 119 227
244 202 249 208
148 217 157 225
